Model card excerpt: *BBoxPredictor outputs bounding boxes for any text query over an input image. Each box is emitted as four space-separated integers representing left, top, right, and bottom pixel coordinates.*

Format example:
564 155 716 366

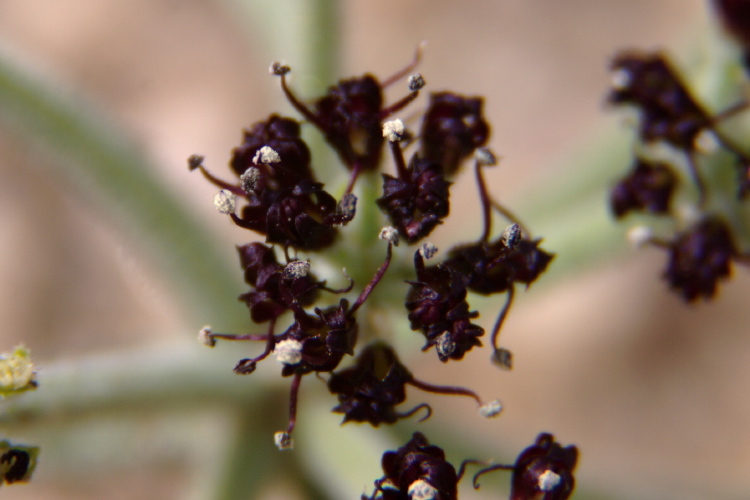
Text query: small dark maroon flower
271 55 424 193
608 51 710 152
610 157 678 218
661 217 740 301
406 247 485 362
0 443 38 485
190 129 353 250
378 122 451 243
473 433 579 500
420 92 490 176
329 343 501 426
364 432 459 500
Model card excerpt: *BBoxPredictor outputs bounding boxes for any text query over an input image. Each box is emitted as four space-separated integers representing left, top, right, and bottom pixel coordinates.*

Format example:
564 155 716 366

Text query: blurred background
3 1 750 499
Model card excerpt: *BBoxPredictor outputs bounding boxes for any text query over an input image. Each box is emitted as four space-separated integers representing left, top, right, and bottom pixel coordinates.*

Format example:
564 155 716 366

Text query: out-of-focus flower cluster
191 48 574 498
607 4 750 301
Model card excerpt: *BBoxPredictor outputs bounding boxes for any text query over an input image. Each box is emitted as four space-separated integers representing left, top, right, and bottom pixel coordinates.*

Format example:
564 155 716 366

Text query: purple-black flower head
608 51 710 151
663 217 739 301
378 155 451 244
610 157 678 218
420 92 490 176
367 432 458 500
509 433 579 500
328 343 414 426
230 114 313 182
406 252 484 361
444 237 554 295
236 242 320 323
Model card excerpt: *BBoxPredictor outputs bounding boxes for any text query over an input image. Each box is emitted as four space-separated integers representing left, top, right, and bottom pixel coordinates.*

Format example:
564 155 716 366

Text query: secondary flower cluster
191 48 565 496
363 431 578 500
607 45 750 301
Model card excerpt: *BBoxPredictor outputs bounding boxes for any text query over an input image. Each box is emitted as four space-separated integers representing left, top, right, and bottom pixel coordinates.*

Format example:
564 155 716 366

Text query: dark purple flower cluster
607 47 750 301
363 432 579 500
0 441 38 486
191 49 565 497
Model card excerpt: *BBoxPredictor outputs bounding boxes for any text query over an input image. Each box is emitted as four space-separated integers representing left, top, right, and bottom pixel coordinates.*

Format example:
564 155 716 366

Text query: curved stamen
381 42 425 88
456 459 487 482
490 287 515 364
396 402 432 423
407 377 482 406
474 159 493 242
472 463 513 490
351 240 394 314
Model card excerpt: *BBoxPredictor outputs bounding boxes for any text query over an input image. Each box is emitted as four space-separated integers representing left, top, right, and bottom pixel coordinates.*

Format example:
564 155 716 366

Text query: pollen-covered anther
435 331 456 359
284 260 310 279
491 348 513 370
408 73 426 91
213 189 236 214
610 67 632 90
252 145 281 165
694 128 720 154
270 62 290 76
626 225 654 249
538 469 562 491
501 223 521 249
273 339 303 365
407 479 438 500
383 119 405 142
198 326 216 347
475 147 497 166
419 242 438 260
379 226 400 246
478 399 503 418
187 154 204 171
240 166 261 193
274 431 294 451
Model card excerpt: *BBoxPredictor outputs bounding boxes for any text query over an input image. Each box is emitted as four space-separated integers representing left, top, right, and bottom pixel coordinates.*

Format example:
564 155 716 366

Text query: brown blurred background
3 1 750 499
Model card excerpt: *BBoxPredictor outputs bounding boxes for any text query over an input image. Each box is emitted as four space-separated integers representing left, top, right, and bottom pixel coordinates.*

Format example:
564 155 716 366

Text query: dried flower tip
274 431 294 450
408 479 438 500
252 145 281 165
187 154 204 171
475 147 497 166
435 331 456 359
626 225 653 249
198 326 216 347
694 128 720 154
538 469 562 491
491 348 513 370
0 346 37 397
270 62 290 76
610 67 631 90
284 260 310 279
273 339 303 365
233 358 257 375
419 242 438 260
379 226 400 246
240 166 261 193
213 189 236 214
478 399 503 418
408 73 426 91
501 223 521 249
383 119 405 142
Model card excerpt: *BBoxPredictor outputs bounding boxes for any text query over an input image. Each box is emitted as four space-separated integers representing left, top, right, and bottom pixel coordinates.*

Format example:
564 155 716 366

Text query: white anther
475 147 497 166
383 119 405 142
274 431 294 451
214 190 236 214
284 260 310 279
240 167 261 193
408 479 438 500
252 145 281 164
379 226 400 246
419 242 438 260
626 225 653 249
408 73 426 91
435 331 455 359
198 326 216 347
478 399 503 418
611 68 632 90
273 339 303 365
538 469 562 491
